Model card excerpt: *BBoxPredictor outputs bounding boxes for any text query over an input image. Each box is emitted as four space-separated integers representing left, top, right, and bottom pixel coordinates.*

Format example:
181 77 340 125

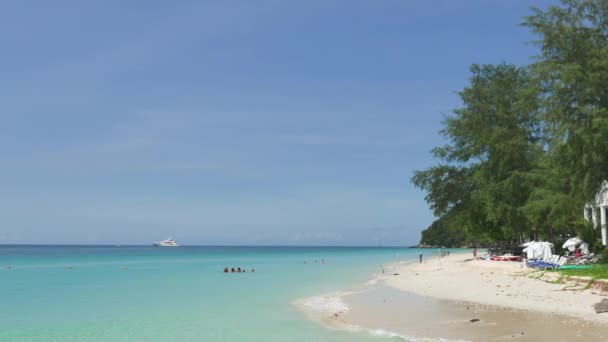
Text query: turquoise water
0 246 435 342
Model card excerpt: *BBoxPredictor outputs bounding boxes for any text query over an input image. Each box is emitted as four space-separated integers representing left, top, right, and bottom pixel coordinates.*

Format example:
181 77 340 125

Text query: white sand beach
297 251 608 341
382 252 608 323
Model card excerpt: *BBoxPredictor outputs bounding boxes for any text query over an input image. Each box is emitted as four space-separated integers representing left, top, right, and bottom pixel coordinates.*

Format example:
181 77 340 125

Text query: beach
383 252 608 323
6 246 608 341
298 251 608 341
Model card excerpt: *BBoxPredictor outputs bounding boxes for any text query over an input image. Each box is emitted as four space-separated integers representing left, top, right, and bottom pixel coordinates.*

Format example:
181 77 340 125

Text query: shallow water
0 246 437 342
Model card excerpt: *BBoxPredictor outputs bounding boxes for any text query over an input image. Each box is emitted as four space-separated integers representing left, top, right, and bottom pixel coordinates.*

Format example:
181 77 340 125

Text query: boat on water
153 238 181 247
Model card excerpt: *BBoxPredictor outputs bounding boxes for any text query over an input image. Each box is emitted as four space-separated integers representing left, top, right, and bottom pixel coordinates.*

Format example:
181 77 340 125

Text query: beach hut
583 181 608 246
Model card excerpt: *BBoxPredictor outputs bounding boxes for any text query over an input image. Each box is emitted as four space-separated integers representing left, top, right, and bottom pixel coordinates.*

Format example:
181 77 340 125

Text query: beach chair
533 255 561 268
526 256 544 267
543 257 567 270
527 255 556 268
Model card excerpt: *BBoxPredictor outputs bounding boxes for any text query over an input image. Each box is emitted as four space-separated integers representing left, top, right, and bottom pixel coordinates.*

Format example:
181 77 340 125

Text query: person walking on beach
419 252 423 263
473 247 477 259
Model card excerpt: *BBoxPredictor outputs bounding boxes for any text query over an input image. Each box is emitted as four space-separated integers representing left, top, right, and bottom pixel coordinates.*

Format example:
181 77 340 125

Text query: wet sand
342 285 608 341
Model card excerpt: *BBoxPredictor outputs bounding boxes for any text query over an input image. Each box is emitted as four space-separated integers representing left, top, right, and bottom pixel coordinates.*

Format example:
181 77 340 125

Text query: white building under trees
584 181 608 246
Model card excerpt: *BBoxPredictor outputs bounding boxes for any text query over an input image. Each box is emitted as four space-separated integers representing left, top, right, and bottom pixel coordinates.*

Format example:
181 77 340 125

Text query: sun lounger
528 255 562 268
527 255 557 268
543 257 568 270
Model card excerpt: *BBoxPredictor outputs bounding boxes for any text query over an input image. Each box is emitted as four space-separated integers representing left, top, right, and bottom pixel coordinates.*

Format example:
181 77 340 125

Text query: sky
0 0 557 246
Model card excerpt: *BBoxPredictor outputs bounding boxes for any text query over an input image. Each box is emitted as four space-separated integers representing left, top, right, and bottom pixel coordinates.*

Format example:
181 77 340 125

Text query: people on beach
473 247 477 259
419 252 423 263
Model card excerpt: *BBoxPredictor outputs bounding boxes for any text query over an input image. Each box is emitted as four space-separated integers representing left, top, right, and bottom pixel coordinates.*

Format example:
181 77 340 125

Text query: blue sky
0 0 556 245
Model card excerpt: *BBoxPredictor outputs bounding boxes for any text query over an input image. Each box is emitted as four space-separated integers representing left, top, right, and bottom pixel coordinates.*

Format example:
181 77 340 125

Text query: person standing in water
419 252 423 263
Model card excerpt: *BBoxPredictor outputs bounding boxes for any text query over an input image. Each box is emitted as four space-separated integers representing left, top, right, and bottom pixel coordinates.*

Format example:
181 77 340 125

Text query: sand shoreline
383 252 608 323
296 251 608 341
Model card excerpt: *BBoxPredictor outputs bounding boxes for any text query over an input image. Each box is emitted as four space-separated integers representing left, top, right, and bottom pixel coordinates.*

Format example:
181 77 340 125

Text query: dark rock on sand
594 299 608 314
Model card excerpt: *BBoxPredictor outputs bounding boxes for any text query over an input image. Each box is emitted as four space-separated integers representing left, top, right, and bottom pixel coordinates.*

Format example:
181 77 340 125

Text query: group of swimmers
224 267 254 273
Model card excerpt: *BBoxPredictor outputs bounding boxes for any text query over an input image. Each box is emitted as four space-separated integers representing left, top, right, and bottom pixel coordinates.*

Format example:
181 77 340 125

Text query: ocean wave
293 292 351 314
368 329 407 340
368 329 471 342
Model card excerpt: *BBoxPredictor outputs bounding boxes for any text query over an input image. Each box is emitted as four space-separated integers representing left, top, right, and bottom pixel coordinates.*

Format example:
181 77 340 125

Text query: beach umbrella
562 237 582 252
524 242 542 259
540 242 553 260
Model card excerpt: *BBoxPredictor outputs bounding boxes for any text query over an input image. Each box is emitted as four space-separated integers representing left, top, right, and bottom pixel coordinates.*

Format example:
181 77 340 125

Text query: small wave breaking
293 292 351 314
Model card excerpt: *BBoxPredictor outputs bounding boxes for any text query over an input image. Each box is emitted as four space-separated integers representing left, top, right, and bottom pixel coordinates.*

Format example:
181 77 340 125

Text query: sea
0 246 439 342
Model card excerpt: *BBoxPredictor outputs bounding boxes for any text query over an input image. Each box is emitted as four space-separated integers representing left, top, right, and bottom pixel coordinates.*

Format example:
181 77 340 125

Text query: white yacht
153 237 181 247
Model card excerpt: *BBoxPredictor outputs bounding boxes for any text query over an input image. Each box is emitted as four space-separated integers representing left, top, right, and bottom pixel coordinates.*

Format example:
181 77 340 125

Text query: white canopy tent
521 241 554 260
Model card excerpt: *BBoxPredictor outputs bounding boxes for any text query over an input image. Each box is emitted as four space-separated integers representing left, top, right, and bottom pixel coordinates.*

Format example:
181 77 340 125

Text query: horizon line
0 243 421 248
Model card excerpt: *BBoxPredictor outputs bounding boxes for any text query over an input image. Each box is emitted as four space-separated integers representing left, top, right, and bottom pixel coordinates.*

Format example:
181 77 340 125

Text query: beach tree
412 63 542 242
523 0 608 208
520 155 579 240
419 215 468 247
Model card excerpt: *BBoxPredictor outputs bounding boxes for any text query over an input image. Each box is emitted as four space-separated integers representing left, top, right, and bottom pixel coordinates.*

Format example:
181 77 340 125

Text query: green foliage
412 63 541 242
553 238 566 256
521 157 579 239
555 265 608 280
419 216 467 247
575 218 601 251
598 248 608 264
413 0 608 248
524 0 608 207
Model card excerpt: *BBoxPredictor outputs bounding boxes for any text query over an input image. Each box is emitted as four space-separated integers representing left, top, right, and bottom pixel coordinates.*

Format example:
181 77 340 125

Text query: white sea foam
368 329 471 342
368 329 407 340
294 292 350 314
